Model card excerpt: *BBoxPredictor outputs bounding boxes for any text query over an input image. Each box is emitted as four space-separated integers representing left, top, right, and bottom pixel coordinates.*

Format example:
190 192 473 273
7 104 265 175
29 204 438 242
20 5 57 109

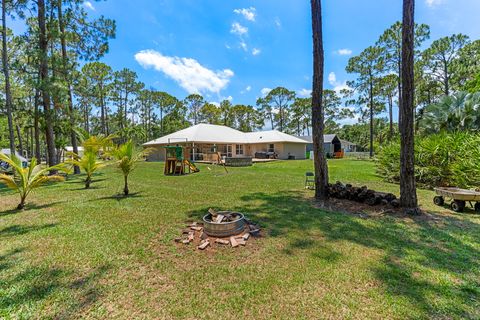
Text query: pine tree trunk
311 0 328 202
38 0 57 168
57 0 80 174
369 82 374 158
16 124 24 156
2 0 15 156
400 0 419 212
389 95 394 139
34 88 41 161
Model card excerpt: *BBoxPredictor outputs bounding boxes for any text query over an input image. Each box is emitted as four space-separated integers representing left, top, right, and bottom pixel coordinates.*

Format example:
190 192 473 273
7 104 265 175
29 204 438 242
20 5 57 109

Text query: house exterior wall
145 142 307 161
277 143 306 159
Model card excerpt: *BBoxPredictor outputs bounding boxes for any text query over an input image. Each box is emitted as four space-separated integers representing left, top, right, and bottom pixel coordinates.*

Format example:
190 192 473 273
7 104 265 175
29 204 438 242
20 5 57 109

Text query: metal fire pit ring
202 211 246 237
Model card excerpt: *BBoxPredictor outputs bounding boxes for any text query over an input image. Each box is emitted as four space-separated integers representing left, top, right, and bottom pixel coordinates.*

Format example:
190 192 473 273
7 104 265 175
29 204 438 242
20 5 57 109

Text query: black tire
475 202 480 213
451 200 465 213
433 196 444 206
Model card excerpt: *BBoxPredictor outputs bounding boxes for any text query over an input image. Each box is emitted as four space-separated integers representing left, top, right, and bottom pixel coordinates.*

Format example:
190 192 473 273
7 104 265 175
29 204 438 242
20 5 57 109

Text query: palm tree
399 0 418 212
66 151 106 189
310 0 329 202
112 141 151 196
0 153 66 210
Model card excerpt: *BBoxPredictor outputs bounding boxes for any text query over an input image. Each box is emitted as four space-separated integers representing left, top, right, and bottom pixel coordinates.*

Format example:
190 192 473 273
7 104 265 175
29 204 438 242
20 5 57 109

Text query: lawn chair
305 172 315 190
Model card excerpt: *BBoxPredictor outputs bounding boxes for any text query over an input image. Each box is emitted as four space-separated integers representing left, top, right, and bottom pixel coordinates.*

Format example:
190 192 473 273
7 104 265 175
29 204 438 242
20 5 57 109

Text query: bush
376 132 480 189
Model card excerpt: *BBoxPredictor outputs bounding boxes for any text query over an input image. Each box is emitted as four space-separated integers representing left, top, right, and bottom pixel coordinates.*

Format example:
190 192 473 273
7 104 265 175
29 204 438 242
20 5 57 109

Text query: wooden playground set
163 146 200 175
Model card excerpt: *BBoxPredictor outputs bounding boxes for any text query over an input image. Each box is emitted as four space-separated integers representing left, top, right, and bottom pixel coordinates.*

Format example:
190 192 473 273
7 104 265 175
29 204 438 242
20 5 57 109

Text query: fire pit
202 210 246 237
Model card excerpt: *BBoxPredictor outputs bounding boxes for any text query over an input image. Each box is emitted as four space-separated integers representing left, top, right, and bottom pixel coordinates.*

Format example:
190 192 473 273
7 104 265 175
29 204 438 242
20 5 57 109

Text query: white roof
143 124 307 146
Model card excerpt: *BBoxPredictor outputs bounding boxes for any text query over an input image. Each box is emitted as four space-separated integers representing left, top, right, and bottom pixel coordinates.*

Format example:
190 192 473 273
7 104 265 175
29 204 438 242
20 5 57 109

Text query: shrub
376 132 480 189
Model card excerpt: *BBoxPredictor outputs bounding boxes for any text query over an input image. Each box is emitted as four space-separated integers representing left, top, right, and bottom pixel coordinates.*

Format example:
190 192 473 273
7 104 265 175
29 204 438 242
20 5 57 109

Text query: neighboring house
0 149 28 170
298 135 357 157
143 124 307 161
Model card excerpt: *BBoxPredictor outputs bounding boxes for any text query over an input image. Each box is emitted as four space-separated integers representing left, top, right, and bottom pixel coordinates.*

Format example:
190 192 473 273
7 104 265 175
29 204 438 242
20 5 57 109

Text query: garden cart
433 187 480 213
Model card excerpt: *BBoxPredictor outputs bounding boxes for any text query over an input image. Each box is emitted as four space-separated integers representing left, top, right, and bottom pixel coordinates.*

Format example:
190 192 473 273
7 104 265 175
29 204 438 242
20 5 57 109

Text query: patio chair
305 172 315 190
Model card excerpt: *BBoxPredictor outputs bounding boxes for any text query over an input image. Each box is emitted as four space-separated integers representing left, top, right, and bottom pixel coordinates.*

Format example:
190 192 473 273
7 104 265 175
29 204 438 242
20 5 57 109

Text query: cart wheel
433 196 444 206
451 200 465 213
475 202 480 213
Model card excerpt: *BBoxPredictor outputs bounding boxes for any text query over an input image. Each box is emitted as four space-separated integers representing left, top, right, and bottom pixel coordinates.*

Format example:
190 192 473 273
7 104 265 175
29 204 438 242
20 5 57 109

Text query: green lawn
0 159 479 319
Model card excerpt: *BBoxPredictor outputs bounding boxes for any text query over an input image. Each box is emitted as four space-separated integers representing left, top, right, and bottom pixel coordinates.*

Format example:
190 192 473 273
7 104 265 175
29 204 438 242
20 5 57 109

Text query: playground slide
184 160 200 173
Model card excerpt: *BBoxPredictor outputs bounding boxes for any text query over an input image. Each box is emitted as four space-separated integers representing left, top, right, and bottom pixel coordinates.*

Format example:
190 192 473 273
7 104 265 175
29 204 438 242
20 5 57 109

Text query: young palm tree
400 0 419 212
66 151 106 189
311 0 329 202
0 153 66 210
112 141 151 196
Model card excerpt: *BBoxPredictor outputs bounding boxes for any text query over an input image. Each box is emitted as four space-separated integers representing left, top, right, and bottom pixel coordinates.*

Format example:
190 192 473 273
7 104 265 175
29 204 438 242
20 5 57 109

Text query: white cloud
328 72 337 86
337 48 352 56
135 50 234 94
298 89 312 98
84 1 95 10
231 22 248 36
241 85 252 94
328 72 350 93
252 48 261 56
274 17 282 29
234 7 256 22
240 41 248 51
261 88 272 97
425 0 443 7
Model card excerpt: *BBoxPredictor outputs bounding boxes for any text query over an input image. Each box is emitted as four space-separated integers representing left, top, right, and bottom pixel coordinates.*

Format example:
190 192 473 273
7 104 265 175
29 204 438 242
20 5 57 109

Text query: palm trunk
2 0 15 156
57 0 80 174
38 0 57 168
311 0 328 202
85 175 91 189
399 0 418 212
123 175 129 196
17 195 26 210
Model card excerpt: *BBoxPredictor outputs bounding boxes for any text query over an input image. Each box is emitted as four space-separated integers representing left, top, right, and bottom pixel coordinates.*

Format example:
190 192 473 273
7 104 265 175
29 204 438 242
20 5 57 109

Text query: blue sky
16 0 480 123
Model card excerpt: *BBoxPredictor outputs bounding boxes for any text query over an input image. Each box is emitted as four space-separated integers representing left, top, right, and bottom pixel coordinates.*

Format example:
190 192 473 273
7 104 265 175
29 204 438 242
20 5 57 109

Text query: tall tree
198 102 221 125
219 99 234 127
184 94 204 125
37 0 57 167
231 104 263 132
422 34 469 96
400 0 418 212
1 0 19 155
81 62 112 135
261 87 295 132
376 21 430 110
154 91 177 135
311 0 328 202
378 74 398 139
112 68 143 130
346 46 384 157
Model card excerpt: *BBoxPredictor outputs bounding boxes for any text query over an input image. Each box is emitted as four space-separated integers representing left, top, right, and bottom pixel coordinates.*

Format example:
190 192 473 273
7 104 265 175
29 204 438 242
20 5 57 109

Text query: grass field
0 159 479 319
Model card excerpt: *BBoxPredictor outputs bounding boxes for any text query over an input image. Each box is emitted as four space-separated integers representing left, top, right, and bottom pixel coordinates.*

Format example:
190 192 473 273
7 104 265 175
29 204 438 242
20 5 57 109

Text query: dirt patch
312 197 442 222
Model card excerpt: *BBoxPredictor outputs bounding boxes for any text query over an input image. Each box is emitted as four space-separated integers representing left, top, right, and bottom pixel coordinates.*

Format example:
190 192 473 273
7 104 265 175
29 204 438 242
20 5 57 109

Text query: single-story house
298 135 357 157
143 124 308 161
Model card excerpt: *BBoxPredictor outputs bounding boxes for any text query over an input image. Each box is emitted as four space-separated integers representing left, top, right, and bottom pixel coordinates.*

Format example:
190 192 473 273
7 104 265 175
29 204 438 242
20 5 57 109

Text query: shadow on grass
189 190 480 318
0 255 110 319
92 192 143 202
0 201 65 217
0 223 57 238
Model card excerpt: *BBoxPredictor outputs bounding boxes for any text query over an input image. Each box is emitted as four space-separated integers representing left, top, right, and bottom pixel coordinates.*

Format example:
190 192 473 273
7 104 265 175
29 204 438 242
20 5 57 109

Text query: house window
236 144 244 155
268 144 275 152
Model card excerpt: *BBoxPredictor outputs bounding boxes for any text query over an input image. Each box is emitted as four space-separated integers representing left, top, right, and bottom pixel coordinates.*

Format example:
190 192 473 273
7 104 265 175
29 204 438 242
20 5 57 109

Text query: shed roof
143 124 307 146
297 134 339 143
